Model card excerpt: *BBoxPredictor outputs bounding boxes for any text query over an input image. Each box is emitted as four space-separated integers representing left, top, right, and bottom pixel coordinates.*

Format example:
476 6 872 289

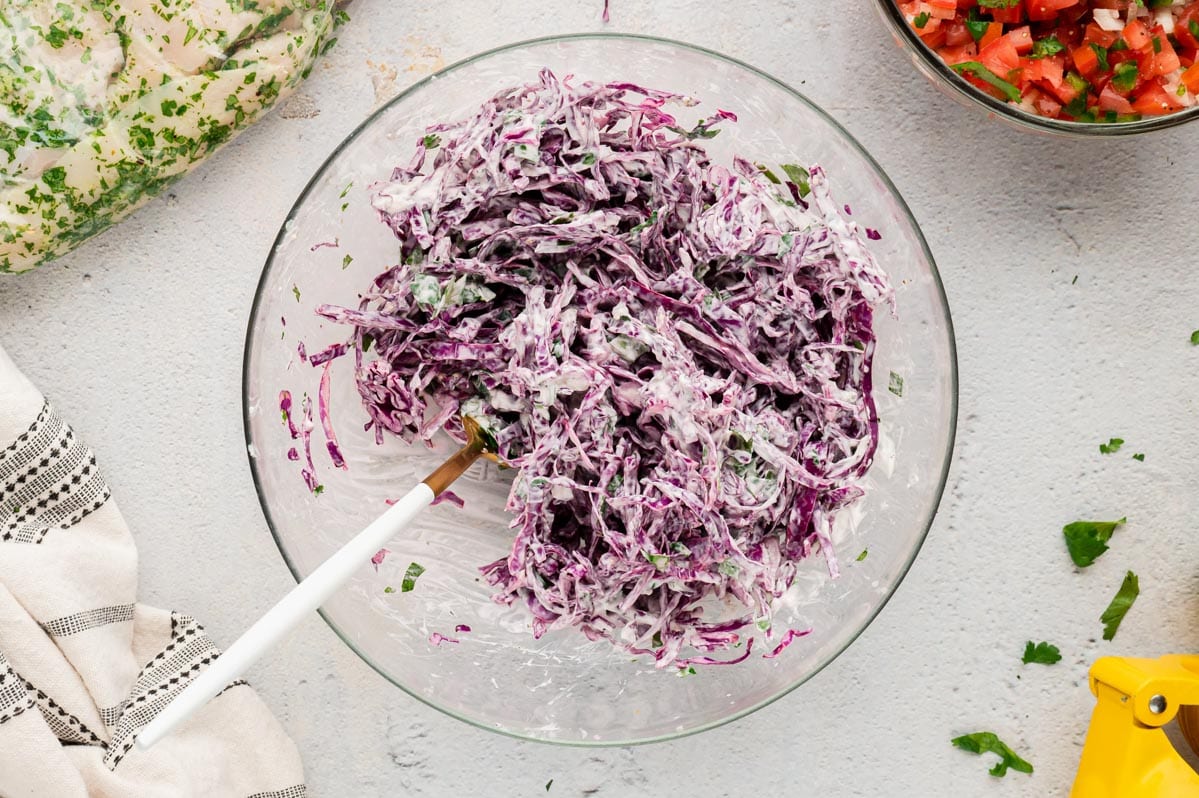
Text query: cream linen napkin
0 344 306 798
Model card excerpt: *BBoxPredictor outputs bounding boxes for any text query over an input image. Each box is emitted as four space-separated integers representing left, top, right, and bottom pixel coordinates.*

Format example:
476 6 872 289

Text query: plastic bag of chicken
0 0 345 273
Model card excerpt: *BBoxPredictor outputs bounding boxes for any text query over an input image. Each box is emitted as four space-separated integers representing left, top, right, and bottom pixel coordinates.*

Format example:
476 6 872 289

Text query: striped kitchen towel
0 345 306 798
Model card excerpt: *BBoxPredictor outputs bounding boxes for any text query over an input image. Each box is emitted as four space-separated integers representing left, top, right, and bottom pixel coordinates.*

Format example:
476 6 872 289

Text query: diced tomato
1038 54 1066 87
1034 90 1064 116
919 25 948 48
1027 0 1078 21
1098 83 1135 113
1183 62 1199 94
979 21 1004 49
988 3 1024 24
1131 82 1185 114
940 43 979 64
1083 22 1118 49
1122 19 1152 51
927 0 958 16
1071 44 1102 79
1177 2 1199 49
1046 75 1084 105
1153 36 1182 77
979 35 1021 76
945 20 973 46
1005 25 1035 53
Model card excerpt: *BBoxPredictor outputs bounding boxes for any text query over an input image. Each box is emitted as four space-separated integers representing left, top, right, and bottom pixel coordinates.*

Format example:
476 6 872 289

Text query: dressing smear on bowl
296 69 893 668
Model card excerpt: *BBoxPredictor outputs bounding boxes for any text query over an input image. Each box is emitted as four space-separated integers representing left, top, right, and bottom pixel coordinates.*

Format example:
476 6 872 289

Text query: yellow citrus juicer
1072 655 1199 796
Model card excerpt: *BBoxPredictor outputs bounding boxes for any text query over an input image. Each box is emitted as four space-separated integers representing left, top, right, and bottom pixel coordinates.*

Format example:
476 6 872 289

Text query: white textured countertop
3 1 1199 795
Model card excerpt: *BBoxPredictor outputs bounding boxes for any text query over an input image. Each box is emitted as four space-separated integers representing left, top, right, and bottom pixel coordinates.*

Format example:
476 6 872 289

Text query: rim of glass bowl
873 0 1199 137
243 32 960 747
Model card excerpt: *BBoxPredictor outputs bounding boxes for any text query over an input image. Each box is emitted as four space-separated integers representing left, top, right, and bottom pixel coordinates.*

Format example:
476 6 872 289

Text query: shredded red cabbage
315 69 891 667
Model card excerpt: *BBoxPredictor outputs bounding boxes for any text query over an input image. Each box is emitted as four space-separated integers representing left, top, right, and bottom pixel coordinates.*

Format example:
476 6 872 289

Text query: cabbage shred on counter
318 69 892 667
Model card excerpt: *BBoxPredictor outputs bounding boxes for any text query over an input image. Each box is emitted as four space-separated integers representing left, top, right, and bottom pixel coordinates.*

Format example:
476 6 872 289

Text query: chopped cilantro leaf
342 253 353 269
1099 437 1124 454
312 484 325 496
401 562 426 592
383 586 395 594
545 779 553 791
888 371 904 397
1021 641 1062 665
1132 453 1145 462
951 732 1033 777
292 284 301 302
950 62 1022 103
1063 517 1126 568
1029 36 1064 59
1101 571 1139 641
1089 44 1110 73
914 11 930 28
423 134 441 149
1190 329 1199 345
856 549 868 562
977 0 1021 6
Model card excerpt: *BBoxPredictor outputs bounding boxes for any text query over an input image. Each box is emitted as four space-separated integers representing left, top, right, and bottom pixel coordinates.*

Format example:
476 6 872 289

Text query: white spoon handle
136 482 435 750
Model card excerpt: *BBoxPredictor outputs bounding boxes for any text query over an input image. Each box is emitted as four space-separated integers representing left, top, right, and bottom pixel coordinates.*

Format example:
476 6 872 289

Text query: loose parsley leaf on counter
951 732 1034 777
1099 437 1124 454
401 562 426 592
1101 571 1139 641
1132 453 1145 462
1021 641 1062 665
1063 518 1126 567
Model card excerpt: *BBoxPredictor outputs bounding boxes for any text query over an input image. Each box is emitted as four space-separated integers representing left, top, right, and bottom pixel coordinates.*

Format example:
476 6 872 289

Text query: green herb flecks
292 284 301 302
1021 641 1061 665
383 586 395 594
401 562 426 592
342 253 353 269
1029 36 1065 59
423 134 441 149
914 11 930 28
951 732 1034 777
781 163 811 197
888 371 904 397
1101 571 1139 641
1063 517 1126 568
1132 453 1145 462
1099 437 1124 454
1190 329 1199 345
950 62 1022 103
1112 61 1139 93
545 779 553 791
856 549 868 562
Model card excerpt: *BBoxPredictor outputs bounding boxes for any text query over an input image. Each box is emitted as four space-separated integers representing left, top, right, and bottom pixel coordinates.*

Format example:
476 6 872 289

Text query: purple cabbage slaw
307 69 892 668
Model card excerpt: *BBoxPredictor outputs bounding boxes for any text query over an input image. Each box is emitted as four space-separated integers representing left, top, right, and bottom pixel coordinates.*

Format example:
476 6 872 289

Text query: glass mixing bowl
243 33 958 745
873 0 1199 136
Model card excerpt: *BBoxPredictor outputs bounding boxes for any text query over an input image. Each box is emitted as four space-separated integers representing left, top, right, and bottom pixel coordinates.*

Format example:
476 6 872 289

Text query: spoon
137 417 498 750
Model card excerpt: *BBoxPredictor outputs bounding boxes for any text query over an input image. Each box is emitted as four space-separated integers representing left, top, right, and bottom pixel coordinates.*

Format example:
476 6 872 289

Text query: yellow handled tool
1072 655 1199 796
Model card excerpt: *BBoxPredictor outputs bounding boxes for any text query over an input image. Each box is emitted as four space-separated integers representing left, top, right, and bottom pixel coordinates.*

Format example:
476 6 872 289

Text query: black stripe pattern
104 613 228 769
40 604 136 638
0 400 110 544
247 787 308 798
0 652 34 726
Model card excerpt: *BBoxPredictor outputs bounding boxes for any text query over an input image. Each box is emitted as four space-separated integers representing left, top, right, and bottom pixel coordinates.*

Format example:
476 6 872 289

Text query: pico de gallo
899 0 1199 121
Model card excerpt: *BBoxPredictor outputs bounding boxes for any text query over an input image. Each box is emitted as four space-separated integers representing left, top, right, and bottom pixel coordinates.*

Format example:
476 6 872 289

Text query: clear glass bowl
243 33 958 745
873 0 1199 136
